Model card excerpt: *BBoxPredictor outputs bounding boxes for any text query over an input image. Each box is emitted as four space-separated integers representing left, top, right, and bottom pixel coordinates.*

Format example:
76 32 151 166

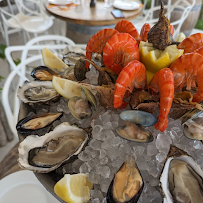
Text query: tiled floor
0 17 66 162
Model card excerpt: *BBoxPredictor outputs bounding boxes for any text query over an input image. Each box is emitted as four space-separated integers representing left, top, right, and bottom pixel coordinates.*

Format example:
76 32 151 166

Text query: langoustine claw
103 33 140 74
114 60 146 109
178 33 203 53
170 52 203 103
85 28 118 69
148 68 174 132
115 20 141 44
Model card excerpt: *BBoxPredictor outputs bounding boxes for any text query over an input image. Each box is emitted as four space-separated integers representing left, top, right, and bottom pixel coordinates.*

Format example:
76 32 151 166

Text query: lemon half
54 174 93 203
42 47 68 71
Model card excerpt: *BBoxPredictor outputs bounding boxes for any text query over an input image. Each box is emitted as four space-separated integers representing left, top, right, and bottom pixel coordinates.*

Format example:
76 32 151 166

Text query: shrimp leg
148 68 174 132
114 60 146 109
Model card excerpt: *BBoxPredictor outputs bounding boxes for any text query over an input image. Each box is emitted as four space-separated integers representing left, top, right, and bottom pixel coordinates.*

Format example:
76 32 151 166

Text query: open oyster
17 81 60 104
160 146 203 203
107 155 143 203
18 122 89 173
116 121 154 143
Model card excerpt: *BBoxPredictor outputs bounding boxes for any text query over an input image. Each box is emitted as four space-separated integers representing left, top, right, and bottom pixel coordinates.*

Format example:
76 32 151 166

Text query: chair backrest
134 0 196 39
2 35 77 139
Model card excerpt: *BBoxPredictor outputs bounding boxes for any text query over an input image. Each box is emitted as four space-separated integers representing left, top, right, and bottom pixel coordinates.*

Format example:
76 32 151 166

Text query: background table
46 0 142 43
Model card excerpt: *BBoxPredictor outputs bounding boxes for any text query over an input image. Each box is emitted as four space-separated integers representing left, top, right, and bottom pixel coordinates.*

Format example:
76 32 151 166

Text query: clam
18 122 89 173
116 121 154 143
16 113 62 135
74 59 87 81
184 113 203 140
31 66 62 81
119 110 157 127
17 81 60 104
107 155 143 203
160 146 203 203
68 97 92 120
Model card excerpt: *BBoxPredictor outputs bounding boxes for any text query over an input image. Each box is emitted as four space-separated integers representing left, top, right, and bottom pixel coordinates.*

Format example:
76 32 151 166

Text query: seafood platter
17 3 203 203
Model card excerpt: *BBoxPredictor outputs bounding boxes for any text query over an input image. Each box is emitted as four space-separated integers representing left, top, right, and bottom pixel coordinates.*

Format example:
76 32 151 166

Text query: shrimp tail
148 68 174 132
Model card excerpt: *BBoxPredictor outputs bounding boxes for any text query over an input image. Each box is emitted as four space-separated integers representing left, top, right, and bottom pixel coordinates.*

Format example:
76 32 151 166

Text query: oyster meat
160 146 203 203
17 81 60 103
18 122 89 173
107 155 143 203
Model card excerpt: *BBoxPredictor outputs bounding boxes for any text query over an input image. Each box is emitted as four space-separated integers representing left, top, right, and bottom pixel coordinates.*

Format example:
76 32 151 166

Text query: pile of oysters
16 45 203 203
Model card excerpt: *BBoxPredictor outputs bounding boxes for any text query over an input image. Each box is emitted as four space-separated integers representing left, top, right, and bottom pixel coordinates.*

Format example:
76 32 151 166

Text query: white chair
0 0 54 46
2 35 78 139
132 0 196 39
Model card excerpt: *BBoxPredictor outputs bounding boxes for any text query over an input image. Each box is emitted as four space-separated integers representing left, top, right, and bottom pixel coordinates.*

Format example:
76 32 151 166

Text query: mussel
119 110 157 127
31 66 62 81
18 122 89 173
16 113 62 135
107 155 144 203
160 146 203 203
116 121 154 143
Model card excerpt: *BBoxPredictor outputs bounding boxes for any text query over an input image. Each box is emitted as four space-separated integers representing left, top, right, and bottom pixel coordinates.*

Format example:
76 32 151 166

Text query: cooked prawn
170 25 174 36
148 68 174 132
115 20 141 44
114 60 146 109
103 33 140 74
85 28 118 69
140 23 151 42
178 33 203 53
170 52 203 103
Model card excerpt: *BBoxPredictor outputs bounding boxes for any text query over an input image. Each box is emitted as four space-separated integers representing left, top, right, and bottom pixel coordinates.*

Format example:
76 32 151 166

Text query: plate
0 171 60 203
48 0 73 5
113 0 141 10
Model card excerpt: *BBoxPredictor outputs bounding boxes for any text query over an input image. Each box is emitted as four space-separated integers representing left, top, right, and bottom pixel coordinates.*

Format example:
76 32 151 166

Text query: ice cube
147 144 158 156
79 162 90 173
88 173 100 184
72 159 84 173
156 152 167 164
99 149 107 159
89 139 102 150
110 137 122 147
100 157 108 165
78 151 92 162
107 147 120 161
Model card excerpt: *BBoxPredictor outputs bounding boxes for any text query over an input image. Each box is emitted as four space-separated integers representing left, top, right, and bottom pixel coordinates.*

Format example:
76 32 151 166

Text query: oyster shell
116 121 154 143
18 122 89 173
160 146 203 203
17 81 60 103
16 113 62 135
107 155 143 203
31 66 62 81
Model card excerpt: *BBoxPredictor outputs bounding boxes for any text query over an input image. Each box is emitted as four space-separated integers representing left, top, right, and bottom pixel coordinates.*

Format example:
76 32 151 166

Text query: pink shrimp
85 28 118 69
148 68 174 132
140 23 151 42
178 33 203 53
115 20 141 44
170 52 203 103
114 60 146 109
103 33 140 75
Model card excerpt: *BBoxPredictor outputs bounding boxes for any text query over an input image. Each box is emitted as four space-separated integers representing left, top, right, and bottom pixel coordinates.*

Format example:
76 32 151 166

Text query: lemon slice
42 47 68 71
176 32 186 42
140 43 184 74
52 76 82 99
54 174 93 203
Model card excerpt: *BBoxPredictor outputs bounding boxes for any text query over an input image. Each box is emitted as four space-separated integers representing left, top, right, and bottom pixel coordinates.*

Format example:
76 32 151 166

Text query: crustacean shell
116 121 154 143
18 122 89 173
106 155 144 203
160 145 203 203
119 110 157 127
17 80 60 104
16 113 62 135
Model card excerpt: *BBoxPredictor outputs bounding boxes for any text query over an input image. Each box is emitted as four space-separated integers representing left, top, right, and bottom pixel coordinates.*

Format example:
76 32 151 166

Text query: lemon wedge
140 42 184 74
54 174 93 203
176 32 186 42
42 47 68 71
52 76 82 99
146 70 155 85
